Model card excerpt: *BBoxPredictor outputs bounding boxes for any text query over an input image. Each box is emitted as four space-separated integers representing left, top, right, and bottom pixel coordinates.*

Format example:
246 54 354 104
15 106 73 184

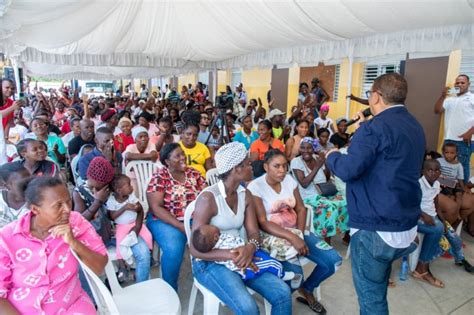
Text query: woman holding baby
190 142 292 315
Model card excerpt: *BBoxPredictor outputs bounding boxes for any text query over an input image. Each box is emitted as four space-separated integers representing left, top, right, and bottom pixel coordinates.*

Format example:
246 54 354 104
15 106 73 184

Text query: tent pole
11 59 21 99
345 55 354 119
212 67 218 101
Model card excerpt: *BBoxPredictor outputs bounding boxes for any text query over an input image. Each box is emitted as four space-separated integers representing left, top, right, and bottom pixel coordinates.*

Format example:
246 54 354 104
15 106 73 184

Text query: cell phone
448 87 460 95
438 177 457 188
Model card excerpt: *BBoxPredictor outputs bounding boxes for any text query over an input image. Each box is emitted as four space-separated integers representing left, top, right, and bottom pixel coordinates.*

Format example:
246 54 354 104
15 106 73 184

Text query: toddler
193 224 300 285
106 175 153 283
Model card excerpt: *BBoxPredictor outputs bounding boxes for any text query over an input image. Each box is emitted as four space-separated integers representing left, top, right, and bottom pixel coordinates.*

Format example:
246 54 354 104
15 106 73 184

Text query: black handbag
317 182 338 197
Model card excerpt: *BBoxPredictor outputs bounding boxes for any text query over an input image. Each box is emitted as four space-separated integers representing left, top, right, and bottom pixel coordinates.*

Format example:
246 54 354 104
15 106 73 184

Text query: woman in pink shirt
0 176 107 314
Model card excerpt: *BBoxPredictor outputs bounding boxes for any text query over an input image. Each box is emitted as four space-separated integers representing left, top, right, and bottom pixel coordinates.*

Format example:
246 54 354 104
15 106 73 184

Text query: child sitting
192 224 300 286
437 143 474 230
106 175 153 283
419 160 473 274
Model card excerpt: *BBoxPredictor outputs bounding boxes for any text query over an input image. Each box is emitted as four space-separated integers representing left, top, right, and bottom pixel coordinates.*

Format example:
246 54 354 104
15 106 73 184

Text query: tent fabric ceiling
1 0 473 79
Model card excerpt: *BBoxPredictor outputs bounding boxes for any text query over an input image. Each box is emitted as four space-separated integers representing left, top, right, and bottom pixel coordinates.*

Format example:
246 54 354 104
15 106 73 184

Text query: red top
114 133 135 152
0 98 14 129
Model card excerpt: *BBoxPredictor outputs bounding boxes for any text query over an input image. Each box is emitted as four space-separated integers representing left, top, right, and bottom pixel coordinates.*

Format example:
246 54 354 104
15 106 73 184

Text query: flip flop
296 296 327 314
411 270 444 288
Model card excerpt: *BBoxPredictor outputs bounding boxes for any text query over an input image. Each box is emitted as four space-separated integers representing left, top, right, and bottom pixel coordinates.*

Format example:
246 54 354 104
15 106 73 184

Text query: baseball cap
268 109 286 120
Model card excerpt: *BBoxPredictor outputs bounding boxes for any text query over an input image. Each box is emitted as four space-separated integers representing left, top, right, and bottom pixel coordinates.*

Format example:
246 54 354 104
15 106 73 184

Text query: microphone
346 108 372 127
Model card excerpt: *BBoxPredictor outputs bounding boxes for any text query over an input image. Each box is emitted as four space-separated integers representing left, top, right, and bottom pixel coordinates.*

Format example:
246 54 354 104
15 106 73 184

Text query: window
460 52 474 92
333 64 340 102
361 63 400 97
198 71 209 86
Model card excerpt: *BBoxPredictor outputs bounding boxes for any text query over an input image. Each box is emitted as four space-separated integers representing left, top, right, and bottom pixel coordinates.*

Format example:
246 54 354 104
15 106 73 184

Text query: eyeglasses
365 90 383 98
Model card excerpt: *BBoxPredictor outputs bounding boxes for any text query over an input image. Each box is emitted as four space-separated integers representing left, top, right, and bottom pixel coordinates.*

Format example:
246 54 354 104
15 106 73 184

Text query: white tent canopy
1 0 473 79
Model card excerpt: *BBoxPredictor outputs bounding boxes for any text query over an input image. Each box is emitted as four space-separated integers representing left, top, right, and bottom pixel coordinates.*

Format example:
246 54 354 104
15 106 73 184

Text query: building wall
299 63 336 102
287 67 300 114
242 68 271 108
178 74 196 90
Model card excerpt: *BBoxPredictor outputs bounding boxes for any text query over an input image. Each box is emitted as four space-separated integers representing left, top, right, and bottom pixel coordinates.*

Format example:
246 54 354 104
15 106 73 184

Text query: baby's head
110 174 134 198
192 224 220 253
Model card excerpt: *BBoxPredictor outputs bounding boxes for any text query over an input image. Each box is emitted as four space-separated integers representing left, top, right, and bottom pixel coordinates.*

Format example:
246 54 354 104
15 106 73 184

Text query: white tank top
206 180 246 238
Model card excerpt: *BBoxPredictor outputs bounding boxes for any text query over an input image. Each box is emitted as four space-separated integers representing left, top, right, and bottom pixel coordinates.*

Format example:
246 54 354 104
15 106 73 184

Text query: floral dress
290 156 349 237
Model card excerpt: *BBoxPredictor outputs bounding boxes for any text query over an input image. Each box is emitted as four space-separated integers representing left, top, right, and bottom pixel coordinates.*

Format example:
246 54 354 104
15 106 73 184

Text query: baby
193 224 300 284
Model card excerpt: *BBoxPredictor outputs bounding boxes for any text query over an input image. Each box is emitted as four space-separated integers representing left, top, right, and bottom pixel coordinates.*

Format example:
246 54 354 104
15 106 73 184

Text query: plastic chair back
205 168 220 186
71 250 120 315
125 160 157 214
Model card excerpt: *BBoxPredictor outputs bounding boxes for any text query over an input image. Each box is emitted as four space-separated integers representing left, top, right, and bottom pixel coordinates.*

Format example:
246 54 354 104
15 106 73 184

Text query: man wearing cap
325 73 425 314
268 109 290 141
329 118 349 149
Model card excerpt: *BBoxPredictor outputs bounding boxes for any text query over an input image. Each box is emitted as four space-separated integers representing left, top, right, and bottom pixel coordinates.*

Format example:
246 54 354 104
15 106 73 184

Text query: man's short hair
458 74 470 82
372 73 408 105
96 126 113 136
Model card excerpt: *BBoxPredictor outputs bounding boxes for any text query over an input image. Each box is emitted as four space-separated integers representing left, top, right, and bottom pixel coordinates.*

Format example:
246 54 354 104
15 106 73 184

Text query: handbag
317 182 338 197
261 228 304 261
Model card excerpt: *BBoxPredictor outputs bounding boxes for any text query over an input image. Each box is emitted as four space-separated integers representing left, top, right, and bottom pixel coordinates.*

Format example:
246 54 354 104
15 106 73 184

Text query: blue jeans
350 230 417 315
444 140 474 183
146 214 187 291
132 236 151 282
280 232 342 293
417 217 444 263
445 227 465 262
192 259 292 315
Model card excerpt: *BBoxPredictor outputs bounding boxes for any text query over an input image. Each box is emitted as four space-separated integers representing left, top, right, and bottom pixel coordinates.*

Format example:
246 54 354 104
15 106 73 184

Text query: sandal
411 270 444 288
296 296 327 314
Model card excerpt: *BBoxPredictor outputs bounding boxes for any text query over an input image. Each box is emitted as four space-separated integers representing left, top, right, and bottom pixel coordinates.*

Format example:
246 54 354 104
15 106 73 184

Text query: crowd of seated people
0 74 472 314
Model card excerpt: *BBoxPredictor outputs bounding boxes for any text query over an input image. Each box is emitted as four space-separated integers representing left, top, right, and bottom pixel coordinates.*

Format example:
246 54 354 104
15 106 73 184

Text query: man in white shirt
434 74 474 183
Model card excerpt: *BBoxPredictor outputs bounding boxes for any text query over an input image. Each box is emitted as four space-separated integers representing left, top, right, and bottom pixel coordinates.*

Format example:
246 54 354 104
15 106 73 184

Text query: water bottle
399 256 409 281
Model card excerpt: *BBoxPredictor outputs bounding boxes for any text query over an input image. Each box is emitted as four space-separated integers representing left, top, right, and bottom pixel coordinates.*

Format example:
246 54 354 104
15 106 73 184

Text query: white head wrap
215 142 248 175
132 126 148 140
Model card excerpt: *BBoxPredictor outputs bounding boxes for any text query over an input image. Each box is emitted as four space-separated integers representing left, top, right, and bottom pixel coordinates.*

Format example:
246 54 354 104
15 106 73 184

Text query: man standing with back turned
325 73 426 315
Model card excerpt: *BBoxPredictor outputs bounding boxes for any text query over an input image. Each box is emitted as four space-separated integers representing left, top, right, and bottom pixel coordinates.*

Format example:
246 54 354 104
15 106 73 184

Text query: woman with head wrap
190 142 292 314
146 143 207 291
123 126 159 195
73 156 115 244
290 137 349 241
99 108 120 135
114 117 135 153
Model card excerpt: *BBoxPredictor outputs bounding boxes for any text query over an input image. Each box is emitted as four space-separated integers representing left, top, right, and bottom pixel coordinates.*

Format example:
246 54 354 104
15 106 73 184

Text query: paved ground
143 230 474 315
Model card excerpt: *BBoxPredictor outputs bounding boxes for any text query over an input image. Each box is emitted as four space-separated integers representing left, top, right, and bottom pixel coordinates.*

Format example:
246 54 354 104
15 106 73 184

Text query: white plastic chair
103 249 181 314
124 160 161 269
124 160 158 214
72 250 120 315
70 154 80 183
184 201 271 315
205 167 220 186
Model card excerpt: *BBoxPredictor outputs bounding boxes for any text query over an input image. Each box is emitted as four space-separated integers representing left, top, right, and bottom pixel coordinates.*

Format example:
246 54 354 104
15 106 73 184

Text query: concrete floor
145 230 474 315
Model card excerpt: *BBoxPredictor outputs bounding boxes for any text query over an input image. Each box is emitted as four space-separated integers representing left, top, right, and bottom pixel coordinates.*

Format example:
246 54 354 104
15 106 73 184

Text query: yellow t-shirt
179 141 211 177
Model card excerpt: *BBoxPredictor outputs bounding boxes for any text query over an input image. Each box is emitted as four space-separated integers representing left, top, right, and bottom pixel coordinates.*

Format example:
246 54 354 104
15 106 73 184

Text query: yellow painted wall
287 67 300 114
242 68 271 108
217 70 228 95
178 74 196 89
